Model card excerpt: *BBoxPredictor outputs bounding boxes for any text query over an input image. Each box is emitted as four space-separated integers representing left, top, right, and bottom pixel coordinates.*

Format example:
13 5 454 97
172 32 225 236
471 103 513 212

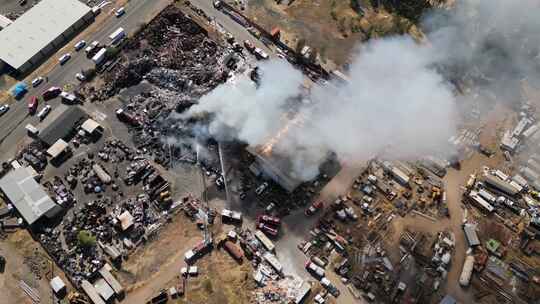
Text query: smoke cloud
186 0 539 180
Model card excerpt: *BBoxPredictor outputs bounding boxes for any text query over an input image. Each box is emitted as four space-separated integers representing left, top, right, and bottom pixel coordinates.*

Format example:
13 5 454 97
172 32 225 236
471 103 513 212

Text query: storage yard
0 0 540 304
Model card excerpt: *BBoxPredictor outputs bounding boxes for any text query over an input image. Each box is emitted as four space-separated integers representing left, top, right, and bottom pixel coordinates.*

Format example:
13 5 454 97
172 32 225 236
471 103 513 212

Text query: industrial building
247 146 304 192
0 166 61 226
38 106 87 146
0 0 93 74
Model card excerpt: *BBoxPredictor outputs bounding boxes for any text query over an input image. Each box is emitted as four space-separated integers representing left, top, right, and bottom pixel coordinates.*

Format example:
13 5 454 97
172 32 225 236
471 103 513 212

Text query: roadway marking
93 110 107 121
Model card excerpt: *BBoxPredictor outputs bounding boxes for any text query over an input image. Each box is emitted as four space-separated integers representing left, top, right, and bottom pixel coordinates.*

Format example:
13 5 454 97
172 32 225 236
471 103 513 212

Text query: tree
77 230 96 248
82 68 96 80
105 46 121 60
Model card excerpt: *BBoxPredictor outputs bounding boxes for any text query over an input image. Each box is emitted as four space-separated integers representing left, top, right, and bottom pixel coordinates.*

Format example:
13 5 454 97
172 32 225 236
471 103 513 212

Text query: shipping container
254 230 275 252
92 47 107 65
459 255 475 286
223 240 243 262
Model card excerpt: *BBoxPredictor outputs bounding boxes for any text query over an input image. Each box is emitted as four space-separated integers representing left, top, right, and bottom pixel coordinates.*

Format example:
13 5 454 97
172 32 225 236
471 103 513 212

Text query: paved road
0 0 172 160
188 0 273 54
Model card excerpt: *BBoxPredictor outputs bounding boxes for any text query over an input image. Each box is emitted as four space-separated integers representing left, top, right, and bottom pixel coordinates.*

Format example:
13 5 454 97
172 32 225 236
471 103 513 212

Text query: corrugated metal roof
39 106 86 146
0 167 59 225
463 224 480 247
94 278 114 301
0 14 13 29
0 0 91 69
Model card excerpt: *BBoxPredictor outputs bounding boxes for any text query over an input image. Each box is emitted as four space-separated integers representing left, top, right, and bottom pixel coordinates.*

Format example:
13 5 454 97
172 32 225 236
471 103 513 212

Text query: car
115 7 125 17
213 0 222 9
257 222 278 237
243 40 255 52
75 73 86 81
85 40 99 54
255 182 269 195
254 48 269 60
31 77 44 87
0 104 9 116
305 201 324 216
74 40 86 51
37 105 52 120
59 53 71 65
257 215 281 227
28 96 38 114
60 92 77 104
265 202 276 213
42 87 62 100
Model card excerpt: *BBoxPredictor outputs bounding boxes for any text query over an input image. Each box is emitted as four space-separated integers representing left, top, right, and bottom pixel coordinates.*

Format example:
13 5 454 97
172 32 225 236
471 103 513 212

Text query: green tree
105 46 121 59
77 230 96 248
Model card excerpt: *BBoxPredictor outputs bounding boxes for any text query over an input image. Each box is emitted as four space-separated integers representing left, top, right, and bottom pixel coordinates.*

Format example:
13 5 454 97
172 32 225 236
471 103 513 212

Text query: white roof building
0 0 93 73
0 167 61 225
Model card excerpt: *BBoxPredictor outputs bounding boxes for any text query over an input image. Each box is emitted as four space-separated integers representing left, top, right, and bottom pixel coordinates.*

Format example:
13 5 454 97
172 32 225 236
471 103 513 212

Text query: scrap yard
0 0 540 304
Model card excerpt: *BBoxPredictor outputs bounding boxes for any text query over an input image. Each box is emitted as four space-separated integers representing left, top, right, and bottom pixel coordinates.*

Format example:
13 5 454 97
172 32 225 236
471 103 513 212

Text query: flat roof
0 0 91 69
81 118 101 134
0 167 60 225
46 139 69 158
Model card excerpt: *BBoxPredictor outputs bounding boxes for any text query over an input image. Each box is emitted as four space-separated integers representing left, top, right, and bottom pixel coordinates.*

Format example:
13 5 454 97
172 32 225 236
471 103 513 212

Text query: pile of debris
90 5 227 101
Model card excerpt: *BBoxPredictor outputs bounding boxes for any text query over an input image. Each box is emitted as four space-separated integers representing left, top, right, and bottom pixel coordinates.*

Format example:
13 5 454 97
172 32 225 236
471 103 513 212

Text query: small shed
46 139 69 159
81 118 102 134
117 211 134 231
50 276 66 296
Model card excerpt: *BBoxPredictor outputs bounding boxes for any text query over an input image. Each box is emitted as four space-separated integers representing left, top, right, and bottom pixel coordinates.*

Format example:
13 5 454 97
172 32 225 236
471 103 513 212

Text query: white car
115 7 125 17
0 104 9 116
59 53 71 65
37 105 52 120
75 73 86 81
31 76 44 87
74 40 86 51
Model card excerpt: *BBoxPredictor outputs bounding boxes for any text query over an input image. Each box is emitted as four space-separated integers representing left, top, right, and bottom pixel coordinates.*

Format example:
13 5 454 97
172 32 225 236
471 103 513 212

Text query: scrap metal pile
91 5 228 101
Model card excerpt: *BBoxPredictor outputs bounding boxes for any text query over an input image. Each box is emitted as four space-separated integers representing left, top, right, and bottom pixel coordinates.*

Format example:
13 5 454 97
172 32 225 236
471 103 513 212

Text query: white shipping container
459 255 475 286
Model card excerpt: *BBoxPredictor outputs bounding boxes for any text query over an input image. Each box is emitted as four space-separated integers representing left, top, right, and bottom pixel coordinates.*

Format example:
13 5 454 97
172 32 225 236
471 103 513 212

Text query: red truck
257 214 281 227
28 96 38 114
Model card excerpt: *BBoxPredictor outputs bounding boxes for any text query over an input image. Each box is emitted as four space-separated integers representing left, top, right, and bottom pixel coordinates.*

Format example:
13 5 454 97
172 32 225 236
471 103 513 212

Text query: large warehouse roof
0 0 91 69
0 167 60 225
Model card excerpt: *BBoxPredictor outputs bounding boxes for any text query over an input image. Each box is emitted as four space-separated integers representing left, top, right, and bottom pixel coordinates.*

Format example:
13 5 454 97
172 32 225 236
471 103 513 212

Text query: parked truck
92 47 107 65
109 27 126 45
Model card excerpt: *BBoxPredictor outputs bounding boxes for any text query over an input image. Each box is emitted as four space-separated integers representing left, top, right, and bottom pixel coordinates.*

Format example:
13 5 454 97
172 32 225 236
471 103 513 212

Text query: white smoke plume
187 0 540 180
188 37 456 179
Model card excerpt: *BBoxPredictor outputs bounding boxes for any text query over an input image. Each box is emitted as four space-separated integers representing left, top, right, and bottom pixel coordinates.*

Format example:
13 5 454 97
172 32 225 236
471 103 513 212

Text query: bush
82 68 96 80
77 230 96 248
105 46 121 60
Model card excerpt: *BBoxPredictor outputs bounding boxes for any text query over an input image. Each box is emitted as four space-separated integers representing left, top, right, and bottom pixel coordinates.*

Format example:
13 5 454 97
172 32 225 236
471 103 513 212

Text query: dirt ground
244 0 421 66
0 229 70 304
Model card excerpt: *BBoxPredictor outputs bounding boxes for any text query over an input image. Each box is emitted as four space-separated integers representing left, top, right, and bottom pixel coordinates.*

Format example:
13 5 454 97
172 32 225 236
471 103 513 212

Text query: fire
260 114 304 155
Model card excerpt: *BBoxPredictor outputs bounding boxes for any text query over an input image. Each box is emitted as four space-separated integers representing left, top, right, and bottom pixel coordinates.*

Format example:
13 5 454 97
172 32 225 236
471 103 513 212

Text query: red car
28 96 38 114
257 214 281 227
42 86 62 101
257 222 278 237
305 201 324 216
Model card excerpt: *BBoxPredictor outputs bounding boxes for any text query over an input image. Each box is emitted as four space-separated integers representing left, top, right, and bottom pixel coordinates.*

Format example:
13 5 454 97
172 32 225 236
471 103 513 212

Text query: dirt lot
243 0 421 66
0 229 67 304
